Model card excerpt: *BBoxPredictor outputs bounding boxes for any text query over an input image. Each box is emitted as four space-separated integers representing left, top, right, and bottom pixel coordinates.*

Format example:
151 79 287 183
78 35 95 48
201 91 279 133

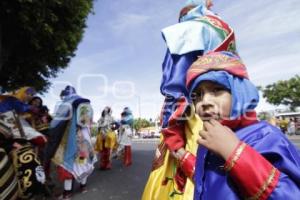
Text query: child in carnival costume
116 107 134 167
186 51 300 199
143 0 237 199
95 106 118 170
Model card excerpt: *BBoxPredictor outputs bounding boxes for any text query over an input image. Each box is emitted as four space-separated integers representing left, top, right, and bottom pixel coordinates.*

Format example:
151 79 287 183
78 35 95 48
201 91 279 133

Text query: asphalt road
289 135 300 149
71 140 158 200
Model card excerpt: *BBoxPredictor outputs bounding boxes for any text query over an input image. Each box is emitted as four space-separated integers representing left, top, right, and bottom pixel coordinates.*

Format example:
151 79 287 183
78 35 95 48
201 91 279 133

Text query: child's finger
209 118 219 126
199 130 208 139
197 136 208 146
203 121 213 130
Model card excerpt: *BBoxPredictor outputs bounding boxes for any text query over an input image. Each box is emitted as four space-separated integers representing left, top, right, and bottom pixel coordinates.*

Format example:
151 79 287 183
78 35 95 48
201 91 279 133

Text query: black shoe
80 184 88 194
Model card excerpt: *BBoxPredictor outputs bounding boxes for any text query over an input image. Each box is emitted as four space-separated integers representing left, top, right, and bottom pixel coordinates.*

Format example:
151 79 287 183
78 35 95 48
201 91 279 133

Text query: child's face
31 99 42 107
192 81 231 121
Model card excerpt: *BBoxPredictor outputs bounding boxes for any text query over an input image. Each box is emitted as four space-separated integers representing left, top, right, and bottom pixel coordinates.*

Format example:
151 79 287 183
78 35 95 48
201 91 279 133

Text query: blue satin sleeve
269 172 300 199
238 122 300 199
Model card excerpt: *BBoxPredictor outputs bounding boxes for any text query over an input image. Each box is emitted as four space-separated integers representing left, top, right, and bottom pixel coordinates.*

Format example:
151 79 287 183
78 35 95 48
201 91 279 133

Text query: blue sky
43 0 300 121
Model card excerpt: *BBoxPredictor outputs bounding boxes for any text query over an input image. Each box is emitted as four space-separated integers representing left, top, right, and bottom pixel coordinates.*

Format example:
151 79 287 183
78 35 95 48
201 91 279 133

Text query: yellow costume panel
142 110 202 200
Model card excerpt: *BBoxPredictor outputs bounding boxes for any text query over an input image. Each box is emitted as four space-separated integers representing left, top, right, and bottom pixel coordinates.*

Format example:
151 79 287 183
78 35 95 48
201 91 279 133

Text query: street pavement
51 136 300 200
69 139 159 200
288 134 300 149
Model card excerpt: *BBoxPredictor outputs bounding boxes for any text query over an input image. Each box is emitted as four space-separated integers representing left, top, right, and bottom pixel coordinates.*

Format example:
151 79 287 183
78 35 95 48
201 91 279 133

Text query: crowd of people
0 86 134 200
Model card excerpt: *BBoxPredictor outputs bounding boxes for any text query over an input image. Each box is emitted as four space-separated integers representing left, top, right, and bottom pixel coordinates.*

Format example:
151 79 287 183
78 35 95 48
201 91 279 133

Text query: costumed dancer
95 106 118 170
186 51 300 199
0 87 47 199
143 0 237 199
44 86 96 200
116 107 133 167
28 96 52 135
28 96 53 187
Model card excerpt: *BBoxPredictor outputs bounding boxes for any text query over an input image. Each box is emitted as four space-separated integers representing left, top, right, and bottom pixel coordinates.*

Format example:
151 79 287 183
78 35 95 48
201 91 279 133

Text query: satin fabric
160 4 224 128
162 20 222 56
160 50 203 127
142 107 202 200
12 87 35 103
0 96 31 113
194 121 300 199
180 2 215 23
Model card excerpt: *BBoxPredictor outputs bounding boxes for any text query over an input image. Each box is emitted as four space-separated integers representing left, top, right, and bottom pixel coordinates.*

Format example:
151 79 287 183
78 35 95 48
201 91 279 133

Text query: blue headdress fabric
121 107 134 126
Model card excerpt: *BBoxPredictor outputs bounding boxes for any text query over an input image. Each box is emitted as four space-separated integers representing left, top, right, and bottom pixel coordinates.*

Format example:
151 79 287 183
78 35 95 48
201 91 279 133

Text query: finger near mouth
202 114 220 121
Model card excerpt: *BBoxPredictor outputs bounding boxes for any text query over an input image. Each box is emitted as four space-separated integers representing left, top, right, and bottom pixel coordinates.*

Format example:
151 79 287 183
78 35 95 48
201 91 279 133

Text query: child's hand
197 119 240 160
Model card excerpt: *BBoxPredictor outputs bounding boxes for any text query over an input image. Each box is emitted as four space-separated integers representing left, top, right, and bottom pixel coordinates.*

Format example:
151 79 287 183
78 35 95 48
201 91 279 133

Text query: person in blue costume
0 86 47 144
160 0 237 154
44 86 96 200
185 51 300 200
118 107 134 166
0 87 36 114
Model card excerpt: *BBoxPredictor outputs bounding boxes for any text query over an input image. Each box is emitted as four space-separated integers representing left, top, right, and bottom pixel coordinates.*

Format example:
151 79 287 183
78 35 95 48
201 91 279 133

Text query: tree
133 118 151 133
0 0 93 92
262 75 300 111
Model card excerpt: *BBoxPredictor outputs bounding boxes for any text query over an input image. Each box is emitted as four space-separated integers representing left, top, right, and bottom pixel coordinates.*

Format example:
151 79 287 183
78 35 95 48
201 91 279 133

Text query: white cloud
111 13 151 33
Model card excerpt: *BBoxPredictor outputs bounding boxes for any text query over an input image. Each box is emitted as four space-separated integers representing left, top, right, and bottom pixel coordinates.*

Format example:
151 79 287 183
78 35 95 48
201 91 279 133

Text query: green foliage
262 75 300 111
258 112 271 121
0 0 94 92
133 118 152 132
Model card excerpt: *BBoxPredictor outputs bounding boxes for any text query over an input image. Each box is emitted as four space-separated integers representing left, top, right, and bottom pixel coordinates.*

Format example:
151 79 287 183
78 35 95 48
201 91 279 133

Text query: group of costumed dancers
0 85 134 200
142 0 300 200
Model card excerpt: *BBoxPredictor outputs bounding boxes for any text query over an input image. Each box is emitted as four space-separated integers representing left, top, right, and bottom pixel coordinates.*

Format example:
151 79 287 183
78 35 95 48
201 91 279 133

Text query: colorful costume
28 96 52 135
0 147 19 200
44 86 96 197
116 107 134 167
162 0 237 194
186 51 300 199
0 87 46 145
0 87 47 199
143 1 237 199
142 107 201 200
95 106 117 170
161 0 236 129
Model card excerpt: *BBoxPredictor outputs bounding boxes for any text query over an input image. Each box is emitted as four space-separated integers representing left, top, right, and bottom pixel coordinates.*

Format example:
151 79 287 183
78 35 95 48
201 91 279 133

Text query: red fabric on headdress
186 51 248 89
